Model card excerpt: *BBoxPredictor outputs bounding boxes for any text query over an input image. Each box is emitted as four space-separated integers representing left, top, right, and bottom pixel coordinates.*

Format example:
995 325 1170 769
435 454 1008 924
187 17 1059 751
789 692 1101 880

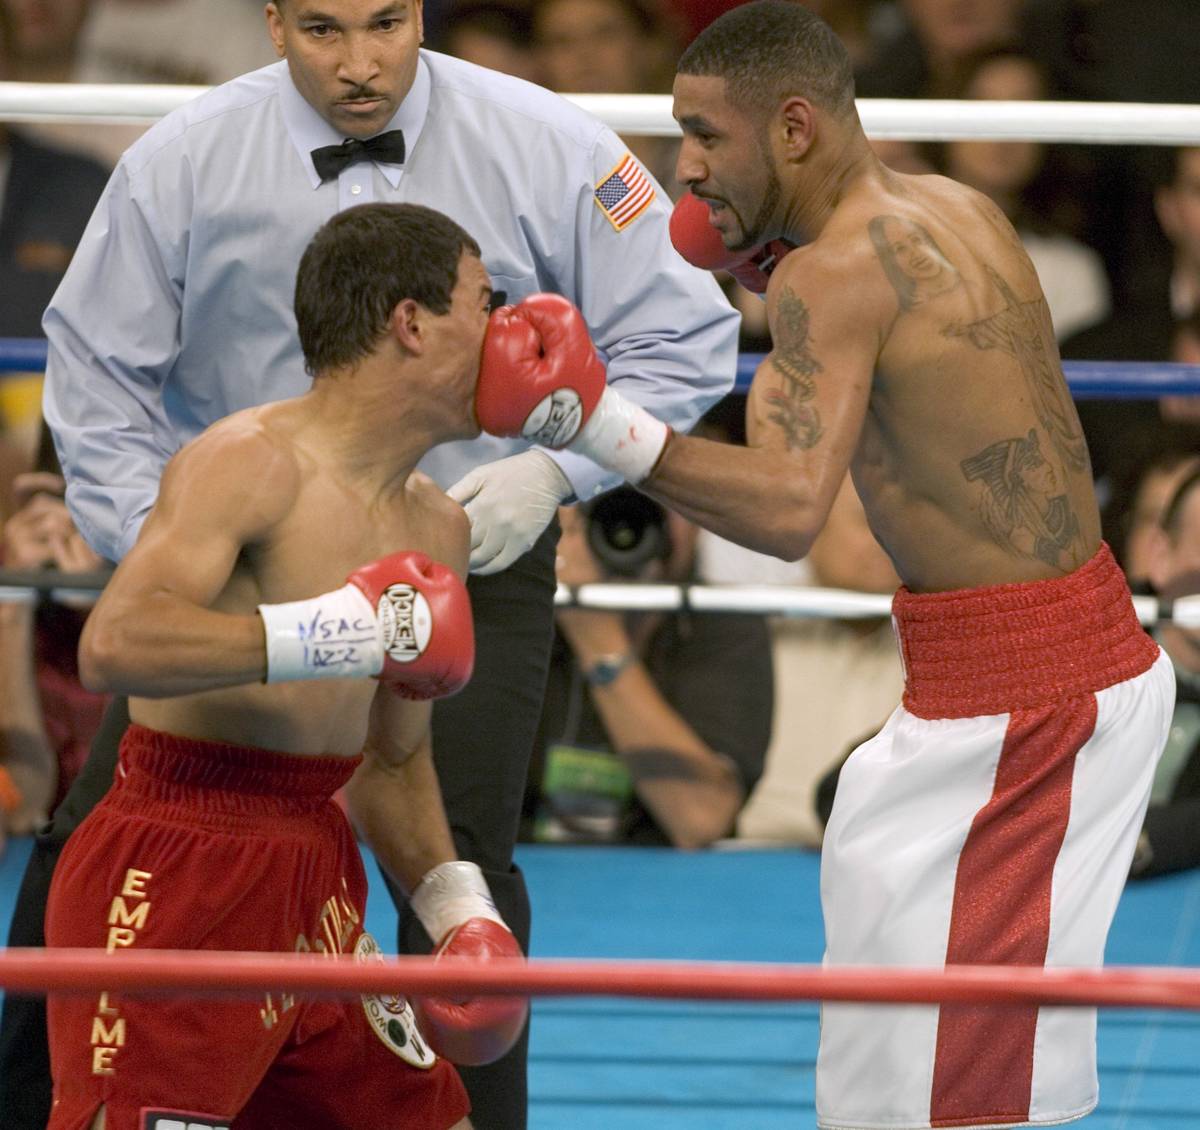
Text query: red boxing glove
346 552 474 700
410 862 528 1066
669 192 793 295
476 293 607 448
258 551 474 697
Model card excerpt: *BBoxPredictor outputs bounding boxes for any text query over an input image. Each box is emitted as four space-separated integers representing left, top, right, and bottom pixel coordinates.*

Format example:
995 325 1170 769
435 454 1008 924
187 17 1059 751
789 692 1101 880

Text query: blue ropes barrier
0 338 1198 399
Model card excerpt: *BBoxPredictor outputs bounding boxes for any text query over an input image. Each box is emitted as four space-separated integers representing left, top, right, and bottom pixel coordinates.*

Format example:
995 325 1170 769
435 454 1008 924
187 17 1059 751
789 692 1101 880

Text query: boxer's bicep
748 270 876 523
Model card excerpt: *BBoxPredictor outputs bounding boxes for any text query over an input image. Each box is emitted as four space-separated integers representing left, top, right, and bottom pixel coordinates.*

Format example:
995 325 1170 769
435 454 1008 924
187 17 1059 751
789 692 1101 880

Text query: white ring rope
1 574 1194 628
2 83 1200 145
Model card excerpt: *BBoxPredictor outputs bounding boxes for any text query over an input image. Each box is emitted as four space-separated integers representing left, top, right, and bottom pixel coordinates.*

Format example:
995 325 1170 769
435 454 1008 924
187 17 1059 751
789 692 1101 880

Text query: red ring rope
2 950 1198 1010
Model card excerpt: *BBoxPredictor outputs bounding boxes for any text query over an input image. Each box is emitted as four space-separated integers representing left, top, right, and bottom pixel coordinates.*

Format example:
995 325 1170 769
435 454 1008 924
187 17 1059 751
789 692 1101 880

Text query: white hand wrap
257 583 384 683
575 387 669 484
411 861 506 946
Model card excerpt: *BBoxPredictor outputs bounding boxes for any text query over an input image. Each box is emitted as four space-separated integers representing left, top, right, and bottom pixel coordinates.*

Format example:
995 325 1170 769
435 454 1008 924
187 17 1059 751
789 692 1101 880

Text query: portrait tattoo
960 428 1084 570
868 215 961 311
944 267 1089 474
764 285 824 451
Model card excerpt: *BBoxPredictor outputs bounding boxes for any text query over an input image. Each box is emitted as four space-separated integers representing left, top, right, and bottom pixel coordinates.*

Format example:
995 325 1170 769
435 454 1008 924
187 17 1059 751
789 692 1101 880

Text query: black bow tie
311 130 406 182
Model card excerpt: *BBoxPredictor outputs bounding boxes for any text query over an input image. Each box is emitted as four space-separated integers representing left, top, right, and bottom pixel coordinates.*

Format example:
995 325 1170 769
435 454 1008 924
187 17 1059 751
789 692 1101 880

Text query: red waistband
116 724 360 804
891 543 1159 719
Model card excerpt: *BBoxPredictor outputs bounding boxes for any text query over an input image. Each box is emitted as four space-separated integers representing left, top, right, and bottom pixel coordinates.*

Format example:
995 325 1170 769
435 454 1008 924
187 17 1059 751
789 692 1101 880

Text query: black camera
583 487 671 577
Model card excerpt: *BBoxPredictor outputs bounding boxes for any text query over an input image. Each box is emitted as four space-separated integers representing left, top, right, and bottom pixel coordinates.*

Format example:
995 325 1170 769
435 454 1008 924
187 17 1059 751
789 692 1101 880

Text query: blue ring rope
0 338 1196 399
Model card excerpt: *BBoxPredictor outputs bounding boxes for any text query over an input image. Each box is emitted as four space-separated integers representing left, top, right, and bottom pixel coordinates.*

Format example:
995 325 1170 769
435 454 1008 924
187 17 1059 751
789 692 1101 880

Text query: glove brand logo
354 933 438 1069
377 584 432 663
523 389 583 448
141 1113 230 1130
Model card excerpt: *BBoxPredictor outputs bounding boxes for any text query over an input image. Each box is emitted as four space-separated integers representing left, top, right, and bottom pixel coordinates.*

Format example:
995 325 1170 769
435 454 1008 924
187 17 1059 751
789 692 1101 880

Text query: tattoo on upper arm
868 215 961 310
765 285 824 450
944 267 1089 474
960 428 1085 570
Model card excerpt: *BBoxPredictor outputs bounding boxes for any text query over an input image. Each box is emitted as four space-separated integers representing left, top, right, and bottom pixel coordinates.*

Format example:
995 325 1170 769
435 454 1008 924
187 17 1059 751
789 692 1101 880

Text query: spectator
0 418 110 1129
531 0 684 194
933 47 1109 341
855 0 1025 176
437 1 542 83
7 0 278 167
0 427 109 857
1130 466 1200 879
1021 0 1200 306
1108 447 1200 590
75 0 277 86
2 0 90 81
524 489 773 849
737 473 903 847
856 0 1025 100
0 0 111 514
1063 148 1200 499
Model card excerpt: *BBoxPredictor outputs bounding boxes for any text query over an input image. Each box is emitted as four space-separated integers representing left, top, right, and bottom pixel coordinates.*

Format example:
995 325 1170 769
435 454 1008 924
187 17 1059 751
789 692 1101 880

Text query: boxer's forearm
345 746 457 897
644 432 823 562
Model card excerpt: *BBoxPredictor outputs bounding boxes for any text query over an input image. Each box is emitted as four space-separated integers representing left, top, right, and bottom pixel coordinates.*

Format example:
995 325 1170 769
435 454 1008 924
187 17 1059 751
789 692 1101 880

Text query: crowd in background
0 0 1198 873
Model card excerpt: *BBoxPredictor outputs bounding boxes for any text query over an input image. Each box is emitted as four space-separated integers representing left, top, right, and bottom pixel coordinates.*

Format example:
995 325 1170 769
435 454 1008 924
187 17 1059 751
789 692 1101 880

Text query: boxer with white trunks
460 4 1176 1125
43 203 527 1130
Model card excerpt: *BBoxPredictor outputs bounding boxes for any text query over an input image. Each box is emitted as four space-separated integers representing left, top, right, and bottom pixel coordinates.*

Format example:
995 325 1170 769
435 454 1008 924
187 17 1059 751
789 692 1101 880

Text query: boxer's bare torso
89 394 467 756
650 159 1100 594
756 168 1100 592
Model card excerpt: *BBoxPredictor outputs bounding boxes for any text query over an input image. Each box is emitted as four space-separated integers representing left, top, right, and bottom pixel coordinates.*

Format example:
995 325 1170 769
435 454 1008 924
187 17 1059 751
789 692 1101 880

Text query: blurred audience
931 47 1109 341
1021 0 1200 306
1108 448 1200 591
0 425 110 858
737 473 903 848
436 0 541 82
857 0 1024 100
1129 467 1200 879
1064 147 1200 502
0 0 109 518
6 0 276 167
3 0 88 81
531 0 684 194
523 489 773 849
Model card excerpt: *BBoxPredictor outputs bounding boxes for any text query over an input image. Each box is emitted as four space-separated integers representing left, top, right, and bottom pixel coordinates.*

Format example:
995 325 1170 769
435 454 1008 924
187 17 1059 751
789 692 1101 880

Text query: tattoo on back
868 215 961 310
960 428 1084 570
765 285 824 451
945 267 1089 474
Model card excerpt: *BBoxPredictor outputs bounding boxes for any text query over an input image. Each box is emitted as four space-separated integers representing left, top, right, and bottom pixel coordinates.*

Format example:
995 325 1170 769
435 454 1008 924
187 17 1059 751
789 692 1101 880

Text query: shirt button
351 184 362 196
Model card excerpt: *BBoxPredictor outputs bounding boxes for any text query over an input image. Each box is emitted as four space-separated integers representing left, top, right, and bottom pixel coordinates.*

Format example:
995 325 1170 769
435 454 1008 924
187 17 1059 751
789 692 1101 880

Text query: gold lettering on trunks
106 867 152 953
92 868 152 1073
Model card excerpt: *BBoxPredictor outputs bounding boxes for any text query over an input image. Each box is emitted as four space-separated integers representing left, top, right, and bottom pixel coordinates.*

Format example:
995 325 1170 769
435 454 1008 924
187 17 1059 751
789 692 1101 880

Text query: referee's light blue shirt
42 53 739 564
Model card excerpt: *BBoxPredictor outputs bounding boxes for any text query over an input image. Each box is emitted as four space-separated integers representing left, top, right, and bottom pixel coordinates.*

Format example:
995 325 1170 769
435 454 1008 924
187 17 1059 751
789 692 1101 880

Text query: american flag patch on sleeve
593 153 656 231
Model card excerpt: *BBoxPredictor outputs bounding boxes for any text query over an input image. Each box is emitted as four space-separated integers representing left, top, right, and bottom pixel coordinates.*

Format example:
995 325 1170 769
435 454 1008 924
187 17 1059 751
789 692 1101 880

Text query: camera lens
585 487 670 576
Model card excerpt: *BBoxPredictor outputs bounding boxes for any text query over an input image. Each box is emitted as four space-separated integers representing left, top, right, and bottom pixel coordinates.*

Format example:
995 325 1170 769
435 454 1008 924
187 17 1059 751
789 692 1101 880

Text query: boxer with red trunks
43 203 526 1130
463 4 1176 1126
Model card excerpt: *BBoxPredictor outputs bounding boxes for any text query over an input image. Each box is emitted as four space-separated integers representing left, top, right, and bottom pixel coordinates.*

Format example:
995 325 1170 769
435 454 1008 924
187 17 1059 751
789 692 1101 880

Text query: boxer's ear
779 97 816 163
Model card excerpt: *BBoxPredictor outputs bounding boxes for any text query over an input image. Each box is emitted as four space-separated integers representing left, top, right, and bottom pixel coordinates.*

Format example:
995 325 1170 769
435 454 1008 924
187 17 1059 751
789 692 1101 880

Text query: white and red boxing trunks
818 544 1173 1130
45 725 469 1130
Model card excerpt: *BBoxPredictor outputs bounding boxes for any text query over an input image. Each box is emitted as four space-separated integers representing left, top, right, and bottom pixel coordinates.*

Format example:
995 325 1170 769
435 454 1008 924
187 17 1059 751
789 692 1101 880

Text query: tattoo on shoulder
765 285 824 451
960 428 1085 570
944 267 1089 473
868 215 961 310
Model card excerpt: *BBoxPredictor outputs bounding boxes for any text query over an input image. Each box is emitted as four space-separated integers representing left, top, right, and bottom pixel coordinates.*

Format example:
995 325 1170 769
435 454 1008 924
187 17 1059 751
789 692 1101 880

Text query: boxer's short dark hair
677 0 855 121
295 202 481 376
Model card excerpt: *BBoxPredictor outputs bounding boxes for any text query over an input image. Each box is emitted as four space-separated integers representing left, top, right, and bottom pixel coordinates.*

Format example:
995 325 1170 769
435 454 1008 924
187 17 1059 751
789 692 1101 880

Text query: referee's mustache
338 85 385 103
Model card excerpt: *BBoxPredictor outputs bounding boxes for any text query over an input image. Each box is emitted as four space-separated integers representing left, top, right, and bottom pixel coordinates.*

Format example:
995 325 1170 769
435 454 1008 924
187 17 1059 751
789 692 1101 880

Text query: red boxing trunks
45 725 469 1130
818 544 1173 1130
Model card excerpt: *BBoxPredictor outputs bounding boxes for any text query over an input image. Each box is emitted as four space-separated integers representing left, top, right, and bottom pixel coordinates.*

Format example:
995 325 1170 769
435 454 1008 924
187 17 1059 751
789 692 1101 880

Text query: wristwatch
584 652 633 687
